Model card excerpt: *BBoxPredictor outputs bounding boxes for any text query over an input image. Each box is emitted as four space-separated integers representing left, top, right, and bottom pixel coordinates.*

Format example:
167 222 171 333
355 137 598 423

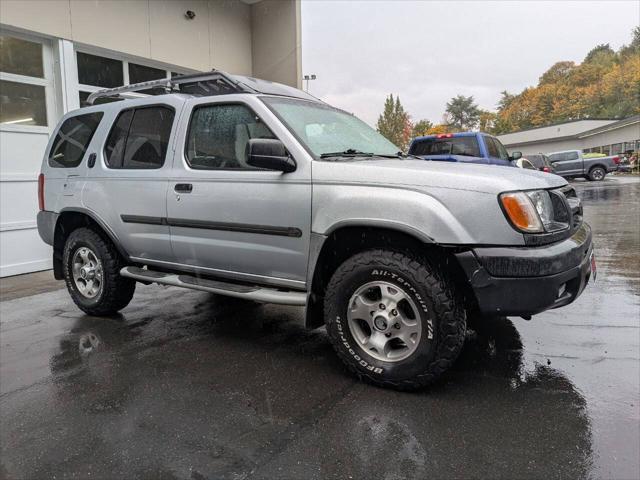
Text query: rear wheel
588 166 606 181
324 249 466 390
63 228 135 315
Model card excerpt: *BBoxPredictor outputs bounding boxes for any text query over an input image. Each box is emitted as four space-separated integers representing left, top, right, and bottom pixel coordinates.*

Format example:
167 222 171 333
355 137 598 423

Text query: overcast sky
301 0 640 126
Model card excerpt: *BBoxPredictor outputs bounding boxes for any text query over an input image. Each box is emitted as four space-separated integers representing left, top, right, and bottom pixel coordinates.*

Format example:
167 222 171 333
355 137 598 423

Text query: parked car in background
409 132 521 167
522 153 556 173
514 158 538 170
548 149 620 181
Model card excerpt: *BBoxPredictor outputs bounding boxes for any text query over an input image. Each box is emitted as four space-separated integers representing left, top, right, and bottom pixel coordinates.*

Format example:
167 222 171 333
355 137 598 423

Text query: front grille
558 186 583 230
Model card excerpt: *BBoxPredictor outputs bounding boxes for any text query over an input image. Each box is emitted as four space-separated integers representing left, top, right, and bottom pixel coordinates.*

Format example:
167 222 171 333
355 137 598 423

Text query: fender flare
57 207 130 261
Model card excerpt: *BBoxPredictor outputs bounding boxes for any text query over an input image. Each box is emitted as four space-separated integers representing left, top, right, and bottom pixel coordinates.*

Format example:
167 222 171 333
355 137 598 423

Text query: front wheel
324 249 466 390
588 166 606 181
63 227 136 315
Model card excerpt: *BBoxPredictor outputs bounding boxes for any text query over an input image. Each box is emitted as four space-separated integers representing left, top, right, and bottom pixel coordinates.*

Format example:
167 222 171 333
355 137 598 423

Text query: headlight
499 191 544 233
525 190 554 226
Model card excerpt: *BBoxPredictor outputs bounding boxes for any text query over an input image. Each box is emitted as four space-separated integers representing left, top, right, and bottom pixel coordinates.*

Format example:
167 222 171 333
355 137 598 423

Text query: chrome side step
120 266 306 306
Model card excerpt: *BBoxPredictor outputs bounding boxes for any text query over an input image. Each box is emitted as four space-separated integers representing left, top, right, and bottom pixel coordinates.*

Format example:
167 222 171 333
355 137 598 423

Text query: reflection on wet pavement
1 178 638 479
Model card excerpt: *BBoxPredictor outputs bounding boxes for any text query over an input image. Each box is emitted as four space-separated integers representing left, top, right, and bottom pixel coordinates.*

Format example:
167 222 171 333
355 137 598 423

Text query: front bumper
456 223 593 317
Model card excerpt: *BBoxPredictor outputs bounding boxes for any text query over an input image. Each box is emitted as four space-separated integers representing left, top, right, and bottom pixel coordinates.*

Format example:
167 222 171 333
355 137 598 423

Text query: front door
167 97 311 289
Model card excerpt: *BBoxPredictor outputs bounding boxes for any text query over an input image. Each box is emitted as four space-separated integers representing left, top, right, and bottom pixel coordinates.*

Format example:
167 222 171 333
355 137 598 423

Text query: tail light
543 166 551 173
436 133 454 139
38 173 45 211
612 156 620 164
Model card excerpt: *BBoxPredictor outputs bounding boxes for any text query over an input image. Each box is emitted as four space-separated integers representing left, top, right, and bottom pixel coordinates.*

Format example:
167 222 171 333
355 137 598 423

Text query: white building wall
0 0 253 74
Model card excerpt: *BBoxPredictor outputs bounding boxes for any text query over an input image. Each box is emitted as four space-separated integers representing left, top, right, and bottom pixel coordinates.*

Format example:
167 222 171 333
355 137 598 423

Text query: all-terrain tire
63 227 136 315
588 166 606 181
324 249 466 390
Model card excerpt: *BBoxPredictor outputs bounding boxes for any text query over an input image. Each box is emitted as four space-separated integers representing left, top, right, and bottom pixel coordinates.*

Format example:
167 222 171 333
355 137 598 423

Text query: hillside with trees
493 27 640 134
376 28 639 146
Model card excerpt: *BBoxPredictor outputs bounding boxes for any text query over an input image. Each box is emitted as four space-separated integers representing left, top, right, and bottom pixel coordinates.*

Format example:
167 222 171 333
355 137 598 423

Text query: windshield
409 136 481 157
261 96 400 158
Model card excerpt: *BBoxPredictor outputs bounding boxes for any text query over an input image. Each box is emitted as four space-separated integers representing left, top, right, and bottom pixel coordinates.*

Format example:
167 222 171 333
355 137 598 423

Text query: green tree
412 119 433 137
445 95 480 131
584 43 615 63
539 61 575 85
478 110 497 133
377 94 411 150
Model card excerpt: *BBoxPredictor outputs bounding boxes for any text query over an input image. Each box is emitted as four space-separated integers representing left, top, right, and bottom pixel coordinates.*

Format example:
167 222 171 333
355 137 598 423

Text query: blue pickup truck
408 132 521 166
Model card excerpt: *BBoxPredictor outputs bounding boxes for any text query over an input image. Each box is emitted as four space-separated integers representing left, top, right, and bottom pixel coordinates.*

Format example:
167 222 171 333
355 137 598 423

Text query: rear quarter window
48 112 103 168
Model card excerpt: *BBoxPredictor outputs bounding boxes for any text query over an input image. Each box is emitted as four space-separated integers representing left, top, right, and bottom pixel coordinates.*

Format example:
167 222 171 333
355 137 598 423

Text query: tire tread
63 227 135 315
324 249 466 390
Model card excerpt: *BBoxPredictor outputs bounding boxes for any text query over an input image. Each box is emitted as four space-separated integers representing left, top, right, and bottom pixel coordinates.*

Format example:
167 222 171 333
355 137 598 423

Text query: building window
611 143 623 155
76 50 188 108
0 35 44 78
0 34 49 127
77 52 124 88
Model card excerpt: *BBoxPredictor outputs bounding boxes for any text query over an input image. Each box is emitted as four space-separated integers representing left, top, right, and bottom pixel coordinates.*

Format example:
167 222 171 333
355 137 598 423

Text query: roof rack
86 69 256 105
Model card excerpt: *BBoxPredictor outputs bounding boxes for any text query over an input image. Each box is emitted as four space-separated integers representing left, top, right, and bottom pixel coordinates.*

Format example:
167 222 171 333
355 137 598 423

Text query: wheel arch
53 208 129 280
588 164 607 174
304 224 476 329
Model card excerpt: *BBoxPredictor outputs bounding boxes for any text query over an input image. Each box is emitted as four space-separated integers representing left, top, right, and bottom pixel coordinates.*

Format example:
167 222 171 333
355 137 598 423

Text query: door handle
87 153 97 168
174 183 193 193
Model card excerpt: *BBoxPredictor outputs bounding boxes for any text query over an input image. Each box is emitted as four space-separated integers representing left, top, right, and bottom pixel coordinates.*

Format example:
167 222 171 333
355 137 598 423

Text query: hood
313 158 567 194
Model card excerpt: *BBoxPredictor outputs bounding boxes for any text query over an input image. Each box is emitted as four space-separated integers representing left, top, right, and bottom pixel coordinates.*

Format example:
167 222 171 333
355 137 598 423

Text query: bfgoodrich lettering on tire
324 249 466 390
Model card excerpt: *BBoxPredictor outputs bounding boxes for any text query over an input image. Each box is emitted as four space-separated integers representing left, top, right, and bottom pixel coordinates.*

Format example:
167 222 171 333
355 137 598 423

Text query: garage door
0 32 57 277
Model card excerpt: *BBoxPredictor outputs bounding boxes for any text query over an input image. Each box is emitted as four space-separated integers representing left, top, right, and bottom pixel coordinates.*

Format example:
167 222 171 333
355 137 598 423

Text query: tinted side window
48 112 103 168
105 107 174 169
549 153 563 162
494 139 509 160
566 151 579 160
527 155 543 168
484 136 499 158
185 104 275 170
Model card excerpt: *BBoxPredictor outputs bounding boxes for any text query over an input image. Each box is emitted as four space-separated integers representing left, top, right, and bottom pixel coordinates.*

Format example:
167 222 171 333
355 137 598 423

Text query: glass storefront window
77 52 123 88
0 80 47 126
0 35 44 78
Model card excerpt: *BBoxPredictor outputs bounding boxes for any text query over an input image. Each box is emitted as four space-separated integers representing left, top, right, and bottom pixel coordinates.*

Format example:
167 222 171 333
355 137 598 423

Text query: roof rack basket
86 69 255 105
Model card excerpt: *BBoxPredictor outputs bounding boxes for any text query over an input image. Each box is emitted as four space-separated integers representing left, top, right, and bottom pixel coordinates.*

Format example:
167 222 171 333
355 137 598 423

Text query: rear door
167 95 311 289
82 98 183 262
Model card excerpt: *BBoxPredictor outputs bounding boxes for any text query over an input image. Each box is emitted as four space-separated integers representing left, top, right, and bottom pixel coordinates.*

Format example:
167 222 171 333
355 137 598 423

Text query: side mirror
247 139 296 173
510 151 522 161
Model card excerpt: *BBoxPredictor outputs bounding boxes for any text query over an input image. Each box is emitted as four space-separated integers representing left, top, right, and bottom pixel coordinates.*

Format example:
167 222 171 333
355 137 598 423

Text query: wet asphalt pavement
1 176 639 480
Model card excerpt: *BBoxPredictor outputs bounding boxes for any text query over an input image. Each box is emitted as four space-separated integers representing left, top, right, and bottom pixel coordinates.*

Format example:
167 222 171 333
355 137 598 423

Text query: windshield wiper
320 149 374 158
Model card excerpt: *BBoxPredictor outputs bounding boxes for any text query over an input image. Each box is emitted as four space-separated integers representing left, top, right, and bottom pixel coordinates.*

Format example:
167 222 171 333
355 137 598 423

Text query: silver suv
37 71 594 389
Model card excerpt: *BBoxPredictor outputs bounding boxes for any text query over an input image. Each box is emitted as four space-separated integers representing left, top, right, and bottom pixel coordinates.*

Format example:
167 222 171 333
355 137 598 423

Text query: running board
120 266 306 306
